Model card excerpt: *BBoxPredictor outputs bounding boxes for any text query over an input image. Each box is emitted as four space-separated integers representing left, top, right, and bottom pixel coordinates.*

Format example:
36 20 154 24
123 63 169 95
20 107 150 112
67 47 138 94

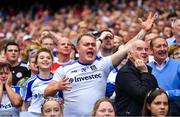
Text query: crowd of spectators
0 0 179 116
0 0 179 45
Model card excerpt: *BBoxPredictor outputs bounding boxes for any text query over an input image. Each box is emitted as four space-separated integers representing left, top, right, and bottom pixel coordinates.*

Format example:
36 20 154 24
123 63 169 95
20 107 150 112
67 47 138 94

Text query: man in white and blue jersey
44 13 156 116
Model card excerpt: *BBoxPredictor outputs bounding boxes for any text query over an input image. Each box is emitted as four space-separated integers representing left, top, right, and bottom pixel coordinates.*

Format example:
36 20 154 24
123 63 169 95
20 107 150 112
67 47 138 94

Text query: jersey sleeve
52 67 65 82
12 86 22 95
102 56 114 78
22 78 36 101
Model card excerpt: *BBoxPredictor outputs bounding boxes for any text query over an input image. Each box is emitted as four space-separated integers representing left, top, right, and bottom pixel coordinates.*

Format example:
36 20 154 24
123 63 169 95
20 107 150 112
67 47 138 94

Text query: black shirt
12 63 31 85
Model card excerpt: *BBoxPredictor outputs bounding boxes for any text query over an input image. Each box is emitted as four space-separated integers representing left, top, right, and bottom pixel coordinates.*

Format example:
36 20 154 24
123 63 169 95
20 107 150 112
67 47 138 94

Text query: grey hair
171 18 180 28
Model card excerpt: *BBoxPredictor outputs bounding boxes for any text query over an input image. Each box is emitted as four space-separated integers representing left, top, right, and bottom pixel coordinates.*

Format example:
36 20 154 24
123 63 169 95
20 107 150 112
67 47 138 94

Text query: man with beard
148 37 180 116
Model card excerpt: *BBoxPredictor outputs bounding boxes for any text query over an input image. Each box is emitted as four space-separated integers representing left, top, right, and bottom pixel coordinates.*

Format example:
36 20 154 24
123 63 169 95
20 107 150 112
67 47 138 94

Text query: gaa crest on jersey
90 65 97 71
16 72 23 78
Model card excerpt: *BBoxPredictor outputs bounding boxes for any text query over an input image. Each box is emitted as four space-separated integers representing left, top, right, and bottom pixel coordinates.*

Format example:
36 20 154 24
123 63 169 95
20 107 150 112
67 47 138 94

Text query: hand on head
0 55 7 64
98 31 113 41
129 51 141 63
5 72 12 86
129 52 148 73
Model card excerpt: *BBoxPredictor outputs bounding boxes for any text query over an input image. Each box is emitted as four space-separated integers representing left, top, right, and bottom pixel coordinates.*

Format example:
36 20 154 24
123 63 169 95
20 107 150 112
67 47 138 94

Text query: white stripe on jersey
22 75 54 114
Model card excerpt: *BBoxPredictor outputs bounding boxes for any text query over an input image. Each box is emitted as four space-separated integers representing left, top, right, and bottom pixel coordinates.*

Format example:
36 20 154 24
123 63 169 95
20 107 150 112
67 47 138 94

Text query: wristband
96 38 102 43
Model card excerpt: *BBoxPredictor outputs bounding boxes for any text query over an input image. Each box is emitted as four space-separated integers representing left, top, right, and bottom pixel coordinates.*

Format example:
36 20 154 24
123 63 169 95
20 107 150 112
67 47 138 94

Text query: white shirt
152 58 169 71
0 86 21 116
23 74 61 114
53 56 114 116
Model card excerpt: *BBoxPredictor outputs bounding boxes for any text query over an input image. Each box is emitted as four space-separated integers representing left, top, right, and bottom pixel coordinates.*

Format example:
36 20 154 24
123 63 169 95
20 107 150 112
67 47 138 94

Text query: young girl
142 88 170 117
41 97 63 117
92 98 116 117
21 48 62 117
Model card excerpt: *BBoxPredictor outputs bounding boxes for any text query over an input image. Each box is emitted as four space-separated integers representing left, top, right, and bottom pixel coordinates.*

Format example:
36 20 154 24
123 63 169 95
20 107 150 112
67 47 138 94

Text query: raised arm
5 73 23 107
111 12 156 67
125 12 156 47
96 39 102 52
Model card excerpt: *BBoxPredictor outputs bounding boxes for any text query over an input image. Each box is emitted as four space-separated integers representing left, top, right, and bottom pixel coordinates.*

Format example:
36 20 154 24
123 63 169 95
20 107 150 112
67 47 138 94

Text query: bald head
57 37 71 45
129 40 149 63
57 37 72 56
130 40 147 52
